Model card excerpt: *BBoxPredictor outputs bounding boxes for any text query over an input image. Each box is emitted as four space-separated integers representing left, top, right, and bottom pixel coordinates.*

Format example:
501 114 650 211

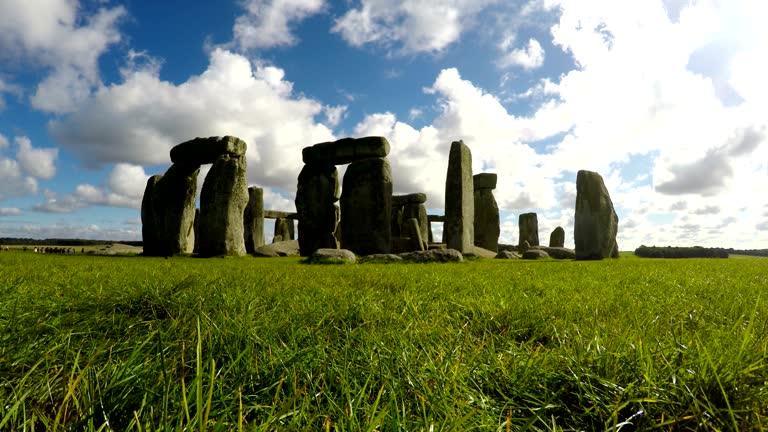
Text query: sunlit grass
1 252 767 430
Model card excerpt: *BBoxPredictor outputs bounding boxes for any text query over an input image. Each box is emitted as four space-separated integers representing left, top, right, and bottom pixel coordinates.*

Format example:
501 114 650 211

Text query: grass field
1 252 767 430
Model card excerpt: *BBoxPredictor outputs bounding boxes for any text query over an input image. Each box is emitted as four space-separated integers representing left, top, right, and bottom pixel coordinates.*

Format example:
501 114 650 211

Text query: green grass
1 252 767 430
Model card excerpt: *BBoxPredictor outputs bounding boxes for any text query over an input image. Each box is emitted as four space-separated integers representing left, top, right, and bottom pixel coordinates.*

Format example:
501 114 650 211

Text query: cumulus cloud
0 0 126 113
14 136 58 179
0 207 22 216
231 0 325 50
0 158 38 200
332 0 499 54
498 38 545 70
49 48 336 192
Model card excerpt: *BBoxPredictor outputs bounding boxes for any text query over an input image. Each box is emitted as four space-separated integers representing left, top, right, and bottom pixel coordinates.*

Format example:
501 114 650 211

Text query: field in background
1 252 767 430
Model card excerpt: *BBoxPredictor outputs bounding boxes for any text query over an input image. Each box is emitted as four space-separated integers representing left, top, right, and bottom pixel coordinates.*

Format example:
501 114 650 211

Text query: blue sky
1 0 767 249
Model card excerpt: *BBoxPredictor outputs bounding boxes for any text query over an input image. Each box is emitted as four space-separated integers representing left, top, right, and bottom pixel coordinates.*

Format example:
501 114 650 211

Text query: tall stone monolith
574 170 619 260
244 187 265 254
296 163 339 256
340 157 392 255
549 226 565 248
198 153 248 256
473 173 500 252
444 140 474 253
518 213 539 249
274 218 294 242
145 163 199 256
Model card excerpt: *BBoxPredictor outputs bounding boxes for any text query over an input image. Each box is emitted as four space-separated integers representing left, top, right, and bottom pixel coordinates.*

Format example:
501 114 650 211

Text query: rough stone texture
574 170 619 260
428 223 434 243
405 218 425 251
272 235 283 243
264 210 298 219
518 213 539 248
340 157 392 255
402 203 428 247
427 215 446 222
444 140 474 254
392 193 427 207
541 246 575 260
428 243 447 250
473 173 497 190
611 240 620 258
549 226 565 248
171 136 247 165
296 163 339 256
523 249 550 259
498 244 518 252
518 240 531 254
141 175 162 256
253 240 300 257
143 163 199 256
307 248 356 264
400 249 463 263
198 154 248 256
303 136 390 165
495 250 520 259
474 187 500 252
472 246 497 258
274 218 295 242
390 237 412 254
359 254 403 263
244 187 265 254
193 208 200 253
391 205 404 237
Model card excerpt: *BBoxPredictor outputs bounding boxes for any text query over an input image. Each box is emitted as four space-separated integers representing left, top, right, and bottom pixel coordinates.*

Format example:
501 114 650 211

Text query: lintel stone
170 136 247 165
302 136 390 165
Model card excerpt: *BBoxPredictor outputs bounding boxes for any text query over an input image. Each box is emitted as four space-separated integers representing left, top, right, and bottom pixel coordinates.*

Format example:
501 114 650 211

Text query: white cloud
332 0 499 54
0 223 140 241
107 163 150 199
0 133 8 152
14 136 58 179
498 38 545 70
232 0 325 50
0 158 38 200
49 48 336 192
0 0 126 113
0 207 22 216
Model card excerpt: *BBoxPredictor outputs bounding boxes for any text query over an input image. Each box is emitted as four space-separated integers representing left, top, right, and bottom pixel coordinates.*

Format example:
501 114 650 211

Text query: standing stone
518 213 539 249
244 187 265 254
340 157 392 255
574 170 619 260
141 175 162 256
296 163 339 255
473 173 500 252
391 205 404 237
150 163 199 256
549 226 565 248
444 140 474 254
402 203 428 248
193 208 200 253
274 218 295 242
198 154 248 256
405 218 425 251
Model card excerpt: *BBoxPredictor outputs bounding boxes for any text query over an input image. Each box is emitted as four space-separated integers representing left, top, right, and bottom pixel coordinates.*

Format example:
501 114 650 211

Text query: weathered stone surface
549 226 565 248
444 140 474 254
359 253 403 263
541 246 575 259
193 208 200 253
143 163 199 256
272 235 283 243
141 175 162 256
340 157 392 255
518 240 531 254
198 154 248 256
392 193 427 207
264 210 298 219
404 218 425 251
472 246 497 258
495 250 520 259
474 187 500 252
428 243 447 250
611 240 620 258
428 222 434 243
400 249 463 263
473 173 497 190
171 136 246 165
518 213 539 248
523 249 550 259
307 248 356 264
390 237 412 253
303 136 390 165
391 205 404 237
403 203 428 247
574 170 619 260
274 218 295 242
498 244 518 252
427 215 446 222
253 240 300 257
244 187 265 254
296 163 339 256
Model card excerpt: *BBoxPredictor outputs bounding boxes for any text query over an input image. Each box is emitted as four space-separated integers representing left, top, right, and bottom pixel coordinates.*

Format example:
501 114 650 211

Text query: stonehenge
142 134 620 261
443 140 474 254
473 173 500 252
574 170 619 260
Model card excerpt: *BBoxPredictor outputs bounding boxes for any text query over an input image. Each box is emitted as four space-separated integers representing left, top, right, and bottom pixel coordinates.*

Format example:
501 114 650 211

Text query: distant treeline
726 249 768 257
634 245 728 259
0 238 143 247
